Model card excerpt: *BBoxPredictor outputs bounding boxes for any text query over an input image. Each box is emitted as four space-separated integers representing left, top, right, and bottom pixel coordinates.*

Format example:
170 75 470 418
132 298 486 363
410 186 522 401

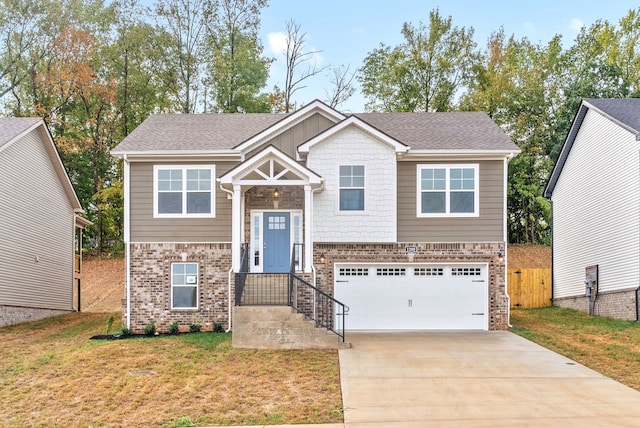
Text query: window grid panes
171 262 198 309
418 165 477 216
339 165 365 211
156 166 214 217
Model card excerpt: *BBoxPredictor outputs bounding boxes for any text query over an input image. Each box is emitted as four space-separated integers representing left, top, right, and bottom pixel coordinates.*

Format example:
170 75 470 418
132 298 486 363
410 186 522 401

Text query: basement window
171 262 198 309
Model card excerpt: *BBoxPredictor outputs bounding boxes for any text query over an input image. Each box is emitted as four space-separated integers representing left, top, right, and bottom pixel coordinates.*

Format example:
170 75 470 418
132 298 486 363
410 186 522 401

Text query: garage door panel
335 264 488 330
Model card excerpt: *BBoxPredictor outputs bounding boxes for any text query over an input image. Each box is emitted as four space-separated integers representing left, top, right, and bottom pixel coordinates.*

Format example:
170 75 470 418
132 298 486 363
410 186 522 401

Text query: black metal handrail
234 243 249 306
289 273 346 342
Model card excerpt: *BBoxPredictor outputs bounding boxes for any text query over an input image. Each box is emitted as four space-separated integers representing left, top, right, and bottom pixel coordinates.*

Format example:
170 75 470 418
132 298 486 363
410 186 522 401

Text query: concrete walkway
338 331 640 427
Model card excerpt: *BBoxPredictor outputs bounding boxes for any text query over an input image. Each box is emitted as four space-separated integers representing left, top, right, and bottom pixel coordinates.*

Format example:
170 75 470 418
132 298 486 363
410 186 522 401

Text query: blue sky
257 0 638 112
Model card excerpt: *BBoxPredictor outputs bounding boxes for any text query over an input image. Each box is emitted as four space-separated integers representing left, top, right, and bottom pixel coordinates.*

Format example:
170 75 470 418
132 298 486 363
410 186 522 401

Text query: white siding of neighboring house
552 108 640 298
307 127 397 242
0 129 75 310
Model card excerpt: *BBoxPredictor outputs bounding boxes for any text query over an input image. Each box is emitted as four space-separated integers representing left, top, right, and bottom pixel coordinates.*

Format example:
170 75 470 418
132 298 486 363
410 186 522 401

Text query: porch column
304 185 313 273
232 184 242 272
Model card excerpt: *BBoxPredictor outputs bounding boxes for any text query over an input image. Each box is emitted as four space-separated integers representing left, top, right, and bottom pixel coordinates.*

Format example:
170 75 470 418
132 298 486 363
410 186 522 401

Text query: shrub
168 321 180 335
144 320 156 336
189 322 201 333
120 327 132 337
213 323 224 333
106 315 115 334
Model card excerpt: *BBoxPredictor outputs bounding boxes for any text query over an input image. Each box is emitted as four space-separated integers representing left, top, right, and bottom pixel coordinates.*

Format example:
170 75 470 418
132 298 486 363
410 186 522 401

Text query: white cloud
267 31 288 57
266 31 325 68
569 18 584 32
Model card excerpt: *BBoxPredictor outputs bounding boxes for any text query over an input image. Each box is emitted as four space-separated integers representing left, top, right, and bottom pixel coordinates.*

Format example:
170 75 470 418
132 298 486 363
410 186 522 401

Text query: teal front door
263 212 291 272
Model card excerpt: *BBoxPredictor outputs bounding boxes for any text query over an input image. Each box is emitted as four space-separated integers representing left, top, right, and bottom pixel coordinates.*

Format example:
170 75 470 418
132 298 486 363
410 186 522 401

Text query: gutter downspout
636 286 640 322
219 182 234 333
124 154 131 329
505 153 514 328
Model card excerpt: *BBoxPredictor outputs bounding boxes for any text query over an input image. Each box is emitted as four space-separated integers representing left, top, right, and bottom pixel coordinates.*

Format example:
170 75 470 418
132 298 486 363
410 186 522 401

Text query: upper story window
417 164 479 217
339 165 365 211
154 165 215 218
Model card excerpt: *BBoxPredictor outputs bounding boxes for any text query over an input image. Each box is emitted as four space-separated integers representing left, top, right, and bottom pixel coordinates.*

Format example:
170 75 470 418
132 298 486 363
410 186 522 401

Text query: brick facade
554 288 638 320
0 305 70 327
313 242 508 330
127 243 233 334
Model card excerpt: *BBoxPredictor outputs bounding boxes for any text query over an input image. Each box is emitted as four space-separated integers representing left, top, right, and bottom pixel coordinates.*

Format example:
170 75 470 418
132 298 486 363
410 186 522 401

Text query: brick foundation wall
554 288 638 320
0 305 70 327
313 242 508 330
127 243 232 334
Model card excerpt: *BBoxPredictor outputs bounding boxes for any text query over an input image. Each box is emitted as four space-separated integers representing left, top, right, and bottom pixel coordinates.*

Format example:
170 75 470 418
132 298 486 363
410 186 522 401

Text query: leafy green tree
358 9 478 112
204 0 271 113
152 0 212 113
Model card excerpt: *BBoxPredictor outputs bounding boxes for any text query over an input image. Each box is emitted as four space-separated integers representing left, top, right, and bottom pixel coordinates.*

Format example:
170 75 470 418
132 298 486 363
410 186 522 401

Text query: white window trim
250 209 303 273
416 164 479 218
337 164 367 214
153 165 216 218
171 262 199 310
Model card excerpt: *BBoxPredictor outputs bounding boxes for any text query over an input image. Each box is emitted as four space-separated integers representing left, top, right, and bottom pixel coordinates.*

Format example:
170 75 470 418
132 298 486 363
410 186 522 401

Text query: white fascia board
297 116 409 158
402 149 520 161
234 100 345 153
111 150 242 162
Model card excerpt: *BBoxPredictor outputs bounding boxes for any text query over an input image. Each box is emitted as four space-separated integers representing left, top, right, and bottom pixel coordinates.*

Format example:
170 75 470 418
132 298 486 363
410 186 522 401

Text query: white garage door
334 263 488 330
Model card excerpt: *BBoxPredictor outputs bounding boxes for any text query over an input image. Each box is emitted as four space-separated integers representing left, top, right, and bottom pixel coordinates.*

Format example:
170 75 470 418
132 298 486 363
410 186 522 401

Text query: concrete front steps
232 305 351 350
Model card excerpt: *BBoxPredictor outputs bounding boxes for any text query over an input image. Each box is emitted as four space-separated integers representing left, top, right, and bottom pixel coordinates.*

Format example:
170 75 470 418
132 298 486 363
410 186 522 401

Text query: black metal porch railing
288 273 347 342
233 243 347 342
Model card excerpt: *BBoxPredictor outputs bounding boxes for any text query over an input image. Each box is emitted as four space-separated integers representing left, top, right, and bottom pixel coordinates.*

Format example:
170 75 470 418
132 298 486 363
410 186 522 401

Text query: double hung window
418 164 478 217
171 262 198 309
154 166 215 217
339 165 365 211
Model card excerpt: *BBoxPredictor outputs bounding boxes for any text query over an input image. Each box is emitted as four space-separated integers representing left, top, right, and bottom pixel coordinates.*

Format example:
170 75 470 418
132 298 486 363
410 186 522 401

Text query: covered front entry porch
218 145 323 275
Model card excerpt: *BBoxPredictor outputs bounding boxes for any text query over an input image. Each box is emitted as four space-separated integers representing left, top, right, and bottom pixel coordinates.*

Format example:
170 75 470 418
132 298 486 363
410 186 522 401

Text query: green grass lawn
511 306 640 390
0 312 343 427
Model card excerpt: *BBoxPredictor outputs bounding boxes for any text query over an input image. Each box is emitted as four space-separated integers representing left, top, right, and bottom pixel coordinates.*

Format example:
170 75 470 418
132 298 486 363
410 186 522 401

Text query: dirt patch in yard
81 258 124 312
508 244 550 269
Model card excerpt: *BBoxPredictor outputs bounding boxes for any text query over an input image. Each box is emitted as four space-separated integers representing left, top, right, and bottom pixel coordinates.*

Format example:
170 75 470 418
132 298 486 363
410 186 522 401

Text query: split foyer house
112 100 520 336
0 118 89 327
545 98 640 320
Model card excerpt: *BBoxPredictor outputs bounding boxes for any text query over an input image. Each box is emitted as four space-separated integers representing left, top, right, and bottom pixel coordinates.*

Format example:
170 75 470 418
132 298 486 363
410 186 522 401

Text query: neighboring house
112 100 520 335
545 98 640 320
0 118 89 327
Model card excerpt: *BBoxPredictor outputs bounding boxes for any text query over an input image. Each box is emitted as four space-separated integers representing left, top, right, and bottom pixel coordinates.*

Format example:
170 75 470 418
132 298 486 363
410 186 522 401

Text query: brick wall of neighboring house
313 242 508 330
554 288 638 320
0 305 70 327
127 243 233 334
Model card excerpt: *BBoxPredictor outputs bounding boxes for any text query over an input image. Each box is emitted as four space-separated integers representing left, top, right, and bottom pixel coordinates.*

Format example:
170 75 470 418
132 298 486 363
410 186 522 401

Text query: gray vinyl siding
130 161 235 242
247 113 335 159
0 129 75 311
551 109 640 298
397 160 504 242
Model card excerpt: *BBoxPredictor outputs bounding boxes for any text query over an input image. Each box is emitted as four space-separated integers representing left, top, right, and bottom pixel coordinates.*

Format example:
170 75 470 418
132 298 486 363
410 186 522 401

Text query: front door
263 212 291 272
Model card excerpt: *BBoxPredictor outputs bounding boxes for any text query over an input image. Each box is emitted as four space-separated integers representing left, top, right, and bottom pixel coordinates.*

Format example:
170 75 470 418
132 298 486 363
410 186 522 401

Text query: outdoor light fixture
274 187 279 198
498 251 505 263
320 253 326 263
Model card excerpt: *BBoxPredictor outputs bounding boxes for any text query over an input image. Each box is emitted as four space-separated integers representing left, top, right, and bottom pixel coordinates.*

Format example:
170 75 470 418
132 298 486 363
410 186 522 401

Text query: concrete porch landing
232 306 350 350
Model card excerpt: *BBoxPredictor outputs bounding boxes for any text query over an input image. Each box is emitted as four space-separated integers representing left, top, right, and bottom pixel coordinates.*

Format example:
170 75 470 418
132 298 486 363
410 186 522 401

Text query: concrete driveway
339 331 640 427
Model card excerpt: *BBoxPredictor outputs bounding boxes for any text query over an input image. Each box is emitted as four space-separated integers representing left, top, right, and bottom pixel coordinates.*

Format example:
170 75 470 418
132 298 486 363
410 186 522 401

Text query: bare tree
325 64 357 109
283 19 328 112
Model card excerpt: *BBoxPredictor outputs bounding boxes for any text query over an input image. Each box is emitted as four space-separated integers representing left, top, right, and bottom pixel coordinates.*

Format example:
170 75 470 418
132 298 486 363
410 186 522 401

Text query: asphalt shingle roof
113 109 518 153
113 113 287 153
0 117 42 150
354 112 516 151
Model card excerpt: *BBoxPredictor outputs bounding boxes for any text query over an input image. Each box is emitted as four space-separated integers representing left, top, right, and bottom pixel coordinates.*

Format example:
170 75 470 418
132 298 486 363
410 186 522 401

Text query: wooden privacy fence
508 268 552 309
